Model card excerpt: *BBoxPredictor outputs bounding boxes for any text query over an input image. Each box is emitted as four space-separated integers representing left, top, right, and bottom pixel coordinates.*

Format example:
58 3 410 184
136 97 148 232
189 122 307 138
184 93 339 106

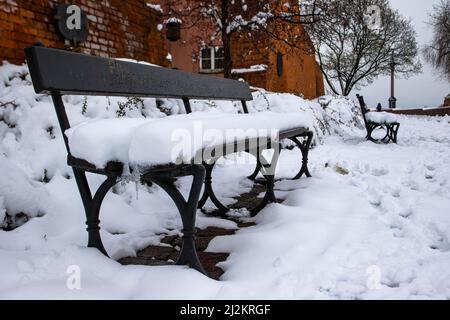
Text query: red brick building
0 0 324 98
444 95 450 107
0 0 168 66
159 0 324 99
230 28 325 99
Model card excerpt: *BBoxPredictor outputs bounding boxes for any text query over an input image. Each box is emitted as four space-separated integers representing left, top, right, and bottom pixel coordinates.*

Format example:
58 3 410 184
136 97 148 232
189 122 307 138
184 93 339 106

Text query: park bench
25 44 313 276
356 94 400 143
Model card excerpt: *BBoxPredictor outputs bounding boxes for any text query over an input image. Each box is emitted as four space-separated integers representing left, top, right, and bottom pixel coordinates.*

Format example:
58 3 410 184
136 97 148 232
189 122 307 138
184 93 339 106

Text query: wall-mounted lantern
54 4 89 46
166 18 182 42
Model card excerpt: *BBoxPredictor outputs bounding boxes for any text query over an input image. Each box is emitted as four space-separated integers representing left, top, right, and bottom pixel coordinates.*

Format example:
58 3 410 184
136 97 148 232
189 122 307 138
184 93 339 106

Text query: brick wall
385 107 450 117
231 27 324 99
230 32 269 89
0 0 167 66
267 39 325 99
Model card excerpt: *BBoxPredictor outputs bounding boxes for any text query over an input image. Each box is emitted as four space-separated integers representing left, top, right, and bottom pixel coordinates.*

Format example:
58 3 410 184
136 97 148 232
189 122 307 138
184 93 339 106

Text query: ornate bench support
290 132 313 180
72 164 207 275
71 169 114 256
198 150 279 218
366 122 400 144
248 132 313 181
198 162 229 215
143 165 206 274
88 175 118 255
389 123 400 143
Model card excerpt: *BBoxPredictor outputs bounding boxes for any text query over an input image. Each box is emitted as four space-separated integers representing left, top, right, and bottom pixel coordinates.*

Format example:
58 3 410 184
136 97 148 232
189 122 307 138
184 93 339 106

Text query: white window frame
199 46 224 72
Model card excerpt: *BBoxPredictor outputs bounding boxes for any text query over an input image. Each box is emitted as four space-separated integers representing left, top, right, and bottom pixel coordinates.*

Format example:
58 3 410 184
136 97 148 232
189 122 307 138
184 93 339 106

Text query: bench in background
357 94 400 144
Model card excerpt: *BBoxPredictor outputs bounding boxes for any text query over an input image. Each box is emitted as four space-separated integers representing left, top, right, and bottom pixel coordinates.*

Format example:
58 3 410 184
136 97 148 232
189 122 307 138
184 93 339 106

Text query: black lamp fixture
166 18 182 42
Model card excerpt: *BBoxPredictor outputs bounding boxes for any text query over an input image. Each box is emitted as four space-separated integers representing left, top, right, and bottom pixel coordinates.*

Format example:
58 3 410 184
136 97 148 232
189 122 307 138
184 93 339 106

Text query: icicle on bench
25 44 313 276
356 94 400 143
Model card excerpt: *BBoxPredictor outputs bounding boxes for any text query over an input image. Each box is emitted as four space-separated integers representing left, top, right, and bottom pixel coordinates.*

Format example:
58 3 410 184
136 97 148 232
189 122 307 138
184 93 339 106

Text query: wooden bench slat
25 45 253 101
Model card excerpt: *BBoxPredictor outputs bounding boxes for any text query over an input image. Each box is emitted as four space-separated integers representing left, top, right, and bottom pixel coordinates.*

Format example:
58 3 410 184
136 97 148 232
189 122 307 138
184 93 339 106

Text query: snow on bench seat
366 112 398 124
66 112 311 168
66 118 157 168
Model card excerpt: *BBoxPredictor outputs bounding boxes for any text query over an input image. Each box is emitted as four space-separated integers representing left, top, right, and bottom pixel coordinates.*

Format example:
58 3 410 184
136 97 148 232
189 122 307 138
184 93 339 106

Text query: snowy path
209 116 450 299
0 115 449 299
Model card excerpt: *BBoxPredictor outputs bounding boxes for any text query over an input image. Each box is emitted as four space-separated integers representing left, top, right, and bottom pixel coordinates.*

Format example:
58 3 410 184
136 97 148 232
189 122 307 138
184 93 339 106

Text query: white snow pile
68 112 312 168
366 111 399 124
2 61 449 299
0 155 48 229
146 3 163 13
231 64 268 74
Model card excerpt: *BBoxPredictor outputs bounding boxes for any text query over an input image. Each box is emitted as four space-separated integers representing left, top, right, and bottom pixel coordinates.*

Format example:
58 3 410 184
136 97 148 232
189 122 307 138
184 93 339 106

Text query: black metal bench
356 94 400 143
25 44 313 276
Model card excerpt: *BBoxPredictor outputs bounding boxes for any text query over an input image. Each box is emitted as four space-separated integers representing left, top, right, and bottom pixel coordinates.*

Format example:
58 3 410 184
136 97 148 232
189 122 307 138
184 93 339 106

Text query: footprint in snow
399 208 413 219
428 227 450 253
429 238 450 252
371 167 389 177
391 188 401 198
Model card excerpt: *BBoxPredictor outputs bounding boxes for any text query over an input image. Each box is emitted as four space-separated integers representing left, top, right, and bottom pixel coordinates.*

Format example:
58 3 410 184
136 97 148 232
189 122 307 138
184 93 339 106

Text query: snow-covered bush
250 90 363 143
318 95 364 137
0 156 47 229
0 62 360 229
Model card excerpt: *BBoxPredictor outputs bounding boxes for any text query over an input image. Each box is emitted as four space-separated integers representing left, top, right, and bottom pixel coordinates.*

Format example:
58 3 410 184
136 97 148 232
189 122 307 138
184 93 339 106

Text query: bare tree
306 0 422 96
159 0 328 78
423 0 450 83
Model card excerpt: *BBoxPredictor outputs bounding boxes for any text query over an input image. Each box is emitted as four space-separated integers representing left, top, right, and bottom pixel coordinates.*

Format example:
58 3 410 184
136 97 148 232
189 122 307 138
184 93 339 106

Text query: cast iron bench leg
367 123 386 143
290 132 313 180
198 150 279 218
144 165 206 274
367 122 399 144
248 132 313 182
72 168 118 257
89 175 118 255
249 174 276 217
392 123 400 143
248 161 262 181
74 165 207 275
197 162 229 216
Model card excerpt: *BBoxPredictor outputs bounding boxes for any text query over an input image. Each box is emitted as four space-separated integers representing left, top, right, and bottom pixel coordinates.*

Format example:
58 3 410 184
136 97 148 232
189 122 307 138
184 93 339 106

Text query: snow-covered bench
356 95 400 143
25 44 313 276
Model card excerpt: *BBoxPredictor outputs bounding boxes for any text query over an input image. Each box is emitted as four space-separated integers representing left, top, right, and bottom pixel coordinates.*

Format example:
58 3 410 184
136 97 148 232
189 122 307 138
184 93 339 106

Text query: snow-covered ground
1 62 450 299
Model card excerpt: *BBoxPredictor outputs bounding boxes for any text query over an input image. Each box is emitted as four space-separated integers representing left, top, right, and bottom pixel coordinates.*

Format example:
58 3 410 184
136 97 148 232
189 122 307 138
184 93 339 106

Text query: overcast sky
352 0 450 109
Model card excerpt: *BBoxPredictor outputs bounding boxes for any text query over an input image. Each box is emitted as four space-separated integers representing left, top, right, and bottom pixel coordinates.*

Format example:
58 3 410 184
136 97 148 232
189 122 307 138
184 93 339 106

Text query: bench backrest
25 45 253 101
356 94 369 128
25 44 253 158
